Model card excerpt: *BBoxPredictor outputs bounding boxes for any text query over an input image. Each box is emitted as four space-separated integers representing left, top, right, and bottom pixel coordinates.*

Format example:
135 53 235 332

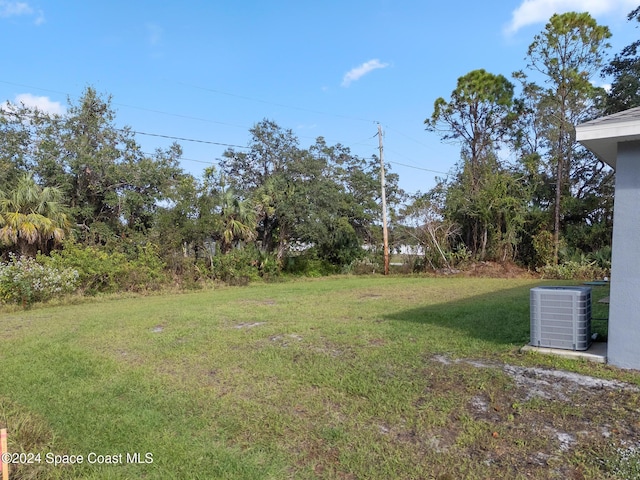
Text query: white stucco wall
607 141 640 369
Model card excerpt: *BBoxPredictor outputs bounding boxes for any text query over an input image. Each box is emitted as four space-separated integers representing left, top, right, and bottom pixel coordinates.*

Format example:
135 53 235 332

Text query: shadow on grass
384 281 610 349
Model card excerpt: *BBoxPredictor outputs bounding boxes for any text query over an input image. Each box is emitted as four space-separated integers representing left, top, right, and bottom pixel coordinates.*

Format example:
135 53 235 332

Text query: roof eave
576 121 640 169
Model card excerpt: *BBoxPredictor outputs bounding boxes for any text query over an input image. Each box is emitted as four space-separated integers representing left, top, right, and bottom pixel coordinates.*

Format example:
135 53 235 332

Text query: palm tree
219 188 256 253
0 173 70 256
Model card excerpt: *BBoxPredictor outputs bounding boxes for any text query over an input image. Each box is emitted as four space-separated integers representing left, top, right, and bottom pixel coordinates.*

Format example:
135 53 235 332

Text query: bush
0 254 78 306
128 243 167 291
588 246 612 270
283 254 338 277
40 242 166 294
537 261 609 280
532 230 555 267
210 246 277 284
347 257 383 275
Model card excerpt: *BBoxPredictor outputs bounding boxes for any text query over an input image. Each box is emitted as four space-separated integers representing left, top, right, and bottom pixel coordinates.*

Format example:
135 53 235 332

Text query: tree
32 87 185 245
36 87 127 234
153 173 203 264
221 121 402 267
0 173 70 257
0 102 41 190
603 6 640 114
221 119 302 259
119 143 184 233
425 69 519 259
300 139 386 266
397 186 461 271
425 69 517 188
218 186 257 253
443 155 528 261
523 12 611 263
221 119 299 192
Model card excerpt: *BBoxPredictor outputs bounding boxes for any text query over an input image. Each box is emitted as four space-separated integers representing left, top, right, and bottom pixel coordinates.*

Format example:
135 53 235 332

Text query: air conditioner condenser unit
530 286 592 351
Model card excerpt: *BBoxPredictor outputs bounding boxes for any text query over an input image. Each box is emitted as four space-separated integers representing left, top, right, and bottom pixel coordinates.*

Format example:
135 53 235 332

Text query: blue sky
1 0 638 196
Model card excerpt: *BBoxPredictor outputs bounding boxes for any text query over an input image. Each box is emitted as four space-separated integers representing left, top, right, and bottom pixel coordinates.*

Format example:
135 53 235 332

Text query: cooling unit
530 286 592 351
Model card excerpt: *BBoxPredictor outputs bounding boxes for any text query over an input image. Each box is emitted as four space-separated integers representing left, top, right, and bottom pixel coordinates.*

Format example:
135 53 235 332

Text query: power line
0 79 252 130
1 78 451 178
127 130 248 149
0 79 383 155
135 124 446 174
0 80 66 96
140 151 216 166
176 80 378 124
384 124 434 150
113 102 249 129
387 160 449 176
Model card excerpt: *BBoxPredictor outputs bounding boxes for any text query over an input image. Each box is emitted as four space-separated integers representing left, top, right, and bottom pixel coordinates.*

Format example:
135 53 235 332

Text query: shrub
588 246 612 270
0 254 78 306
537 261 609 280
128 243 167 291
210 246 268 284
283 254 338 277
42 244 128 294
255 250 280 280
40 242 166 294
348 257 383 275
532 230 555 267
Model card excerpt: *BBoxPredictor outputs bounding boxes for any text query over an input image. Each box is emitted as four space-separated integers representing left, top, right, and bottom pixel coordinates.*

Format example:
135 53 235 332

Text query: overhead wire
0 79 252 131
140 151 216 166
113 103 249 129
134 128 447 175
0 78 452 179
175 80 378 124
387 160 449 175
125 130 248 149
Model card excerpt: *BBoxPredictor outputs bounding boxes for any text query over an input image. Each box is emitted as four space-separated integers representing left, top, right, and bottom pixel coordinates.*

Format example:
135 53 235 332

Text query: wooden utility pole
378 123 390 275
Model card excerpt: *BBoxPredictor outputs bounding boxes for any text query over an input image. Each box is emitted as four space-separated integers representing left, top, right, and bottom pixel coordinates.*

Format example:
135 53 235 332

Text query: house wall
608 141 640 369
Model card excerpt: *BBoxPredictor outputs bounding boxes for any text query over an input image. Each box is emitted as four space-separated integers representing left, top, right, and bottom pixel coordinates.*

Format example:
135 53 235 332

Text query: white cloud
11 93 65 115
0 1 45 24
0 1 31 16
146 23 163 46
591 79 611 93
33 7 44 24
504 0 637 35
341 59 389 87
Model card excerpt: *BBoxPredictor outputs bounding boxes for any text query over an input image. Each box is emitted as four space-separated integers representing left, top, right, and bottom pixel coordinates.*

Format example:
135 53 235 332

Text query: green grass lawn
0 276 636 479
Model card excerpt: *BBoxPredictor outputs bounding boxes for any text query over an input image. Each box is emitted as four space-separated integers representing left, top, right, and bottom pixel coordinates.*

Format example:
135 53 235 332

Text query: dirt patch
502 364 637 401
234 322 266 329
420 355 640 477
359 293 383 299
432 356 638 402
269 333 303 346
238 299 277 306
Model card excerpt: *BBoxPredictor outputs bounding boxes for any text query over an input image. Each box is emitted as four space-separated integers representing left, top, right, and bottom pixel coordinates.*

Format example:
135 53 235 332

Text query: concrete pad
521 342 607 364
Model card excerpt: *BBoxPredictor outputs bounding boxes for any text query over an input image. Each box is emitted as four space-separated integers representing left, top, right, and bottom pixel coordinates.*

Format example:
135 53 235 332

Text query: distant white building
393 244 425 256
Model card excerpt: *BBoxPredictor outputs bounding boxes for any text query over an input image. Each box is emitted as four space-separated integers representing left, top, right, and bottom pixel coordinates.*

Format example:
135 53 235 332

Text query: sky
1 0 638 197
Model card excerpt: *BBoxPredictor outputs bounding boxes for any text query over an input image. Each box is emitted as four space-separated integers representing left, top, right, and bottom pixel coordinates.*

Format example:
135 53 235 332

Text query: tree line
0 86 401 294
0 9 638 297
402 9 639 275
